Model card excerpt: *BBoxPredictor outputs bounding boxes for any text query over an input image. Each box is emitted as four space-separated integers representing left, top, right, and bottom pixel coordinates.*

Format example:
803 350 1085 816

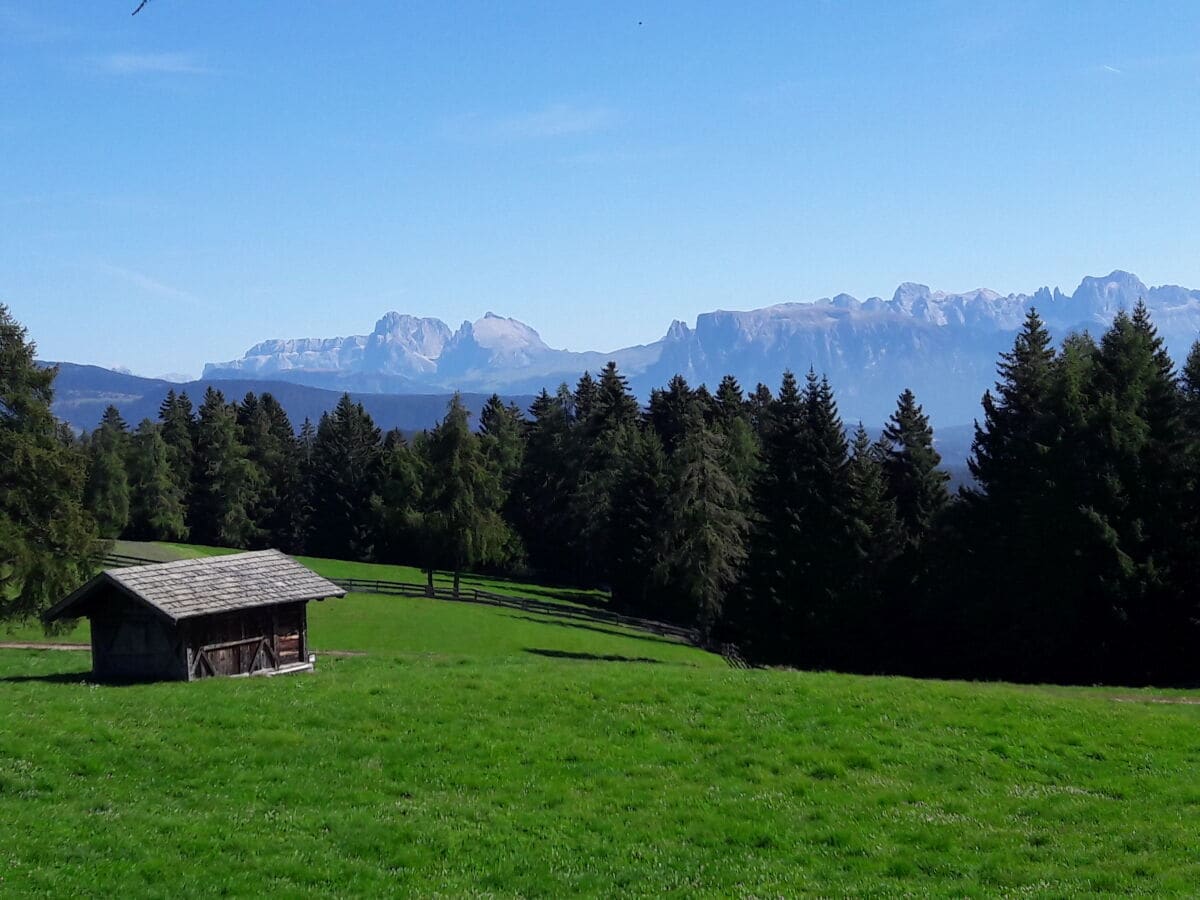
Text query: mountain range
202 271 1200 425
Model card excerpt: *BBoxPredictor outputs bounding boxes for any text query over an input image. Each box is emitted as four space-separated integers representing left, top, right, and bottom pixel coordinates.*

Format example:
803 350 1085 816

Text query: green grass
3 547 1200 894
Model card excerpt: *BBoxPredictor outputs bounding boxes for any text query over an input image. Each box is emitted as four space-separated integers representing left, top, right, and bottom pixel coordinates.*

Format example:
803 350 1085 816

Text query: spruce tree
647 374 698 456
127 419 187 541
880 388 949 548
608 425 669 616
0 305 99 626
1081 305 1188 681
572 371 598 422
568 361 641 584
479 393 525 494
307 394 383 560
238 392 302 549
740 371 854 665
158 389 196 522
84 406 131 539
191 387 260 548
374 429 424 564
846 423 899 616
714 374 748 425
420 393 509 594
658 416 749 641
510 389 574 579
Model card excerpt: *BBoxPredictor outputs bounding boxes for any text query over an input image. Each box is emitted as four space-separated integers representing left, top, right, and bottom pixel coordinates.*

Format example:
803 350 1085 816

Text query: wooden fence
100 553 697 644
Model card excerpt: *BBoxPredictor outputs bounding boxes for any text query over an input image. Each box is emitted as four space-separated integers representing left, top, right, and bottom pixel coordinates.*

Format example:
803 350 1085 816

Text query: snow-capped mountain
202 271 1200 425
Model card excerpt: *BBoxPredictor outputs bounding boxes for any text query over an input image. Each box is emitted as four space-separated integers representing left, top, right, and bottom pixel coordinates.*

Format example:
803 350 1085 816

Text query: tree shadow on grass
0 671 94 685
524 648 664 664
502 614 690 648
453 576 610 610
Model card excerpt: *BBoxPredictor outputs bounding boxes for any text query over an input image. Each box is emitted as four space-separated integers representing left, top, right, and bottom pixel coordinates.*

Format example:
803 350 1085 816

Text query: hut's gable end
90 590 186 681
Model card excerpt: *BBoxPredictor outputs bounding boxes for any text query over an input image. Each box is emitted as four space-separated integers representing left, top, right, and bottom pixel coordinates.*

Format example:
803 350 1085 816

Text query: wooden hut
43 550 346 681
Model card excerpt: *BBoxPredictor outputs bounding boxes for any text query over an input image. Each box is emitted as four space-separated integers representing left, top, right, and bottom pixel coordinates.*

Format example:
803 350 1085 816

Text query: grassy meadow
2 545 1199 894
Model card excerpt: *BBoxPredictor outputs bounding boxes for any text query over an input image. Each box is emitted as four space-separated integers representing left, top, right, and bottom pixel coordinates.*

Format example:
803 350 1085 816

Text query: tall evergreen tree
83 406 131 539
647 374 698 456
127 419 187 541
608 425 670 616
880 388 949 548
307 394 383 560
0 305 99 626
511 389 574 578
739 371 854 664
373 429 424 564
191 387 260 548
158 389 196 524
238 392 303 549
658 416 749 641
845 423 899 626
420 394 509 594
479 393 525 494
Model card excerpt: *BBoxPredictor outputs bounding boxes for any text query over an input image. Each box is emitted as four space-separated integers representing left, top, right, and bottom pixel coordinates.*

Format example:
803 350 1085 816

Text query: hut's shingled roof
45 550 345 622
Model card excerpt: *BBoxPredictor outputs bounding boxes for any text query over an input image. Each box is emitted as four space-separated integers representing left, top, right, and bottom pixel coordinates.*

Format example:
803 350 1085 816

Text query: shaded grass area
116 541 611 609
2 643 1199 895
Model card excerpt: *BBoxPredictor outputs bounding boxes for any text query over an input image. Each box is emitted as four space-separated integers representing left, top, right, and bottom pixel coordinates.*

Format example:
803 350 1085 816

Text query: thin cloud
443 103 616 142
94 52 211 75
98 263 201 305
1103 64 1123 75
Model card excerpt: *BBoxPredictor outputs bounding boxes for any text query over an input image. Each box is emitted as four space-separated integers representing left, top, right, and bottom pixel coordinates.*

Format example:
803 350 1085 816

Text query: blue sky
3 1 1199 377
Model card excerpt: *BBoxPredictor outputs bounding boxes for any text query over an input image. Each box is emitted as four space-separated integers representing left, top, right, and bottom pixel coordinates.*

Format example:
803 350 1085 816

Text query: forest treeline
3 302 1199 685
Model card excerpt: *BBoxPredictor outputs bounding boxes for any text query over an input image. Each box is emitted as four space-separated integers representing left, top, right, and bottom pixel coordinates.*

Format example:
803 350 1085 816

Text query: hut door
274 605 303 664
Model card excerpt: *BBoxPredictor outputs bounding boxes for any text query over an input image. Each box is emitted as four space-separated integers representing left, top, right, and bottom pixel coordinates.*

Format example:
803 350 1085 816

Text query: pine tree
0 305 99 626
659 416 749 641
479 393 525 493
846 423 899 584
740 371 855 664
647 374 698 456
969 309 1057 497
880 388 949 548
191 387 260 548
420 393 509 594
592 361 641 431
957 310 1064 679
1080 305 1188 681
307 394 383 560
565 362 642 584
714 374 748 425
158 389 196 525
373 429 424 564
511 389 574 579
127 419 187 541
608 425 669 616
83 406 131 539
572 371 598 422
238 392 303 549
748 382 773 436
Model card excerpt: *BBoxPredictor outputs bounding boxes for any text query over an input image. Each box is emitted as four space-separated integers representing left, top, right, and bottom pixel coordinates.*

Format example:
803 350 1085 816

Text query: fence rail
100 553 697 644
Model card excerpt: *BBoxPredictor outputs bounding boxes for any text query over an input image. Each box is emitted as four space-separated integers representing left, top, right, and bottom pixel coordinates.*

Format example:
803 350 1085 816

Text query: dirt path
0 641 90 652
1111 695 1200 706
